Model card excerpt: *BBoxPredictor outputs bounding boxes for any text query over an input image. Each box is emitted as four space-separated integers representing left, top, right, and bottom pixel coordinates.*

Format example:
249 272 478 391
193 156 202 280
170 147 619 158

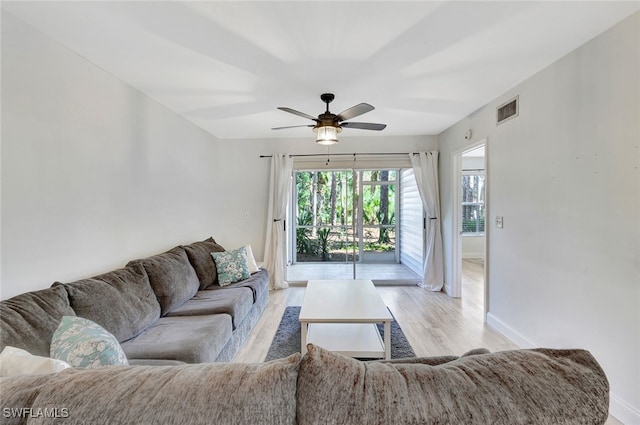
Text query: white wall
1 12 222 300
215 135 438 261
462 156 484 171
0 11 437 300
438 13 639 423
461 237 484 259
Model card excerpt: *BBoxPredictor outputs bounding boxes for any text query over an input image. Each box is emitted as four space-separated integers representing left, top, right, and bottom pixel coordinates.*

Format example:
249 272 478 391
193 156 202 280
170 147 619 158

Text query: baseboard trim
610 394 640 425
485 312 536 348
486 312 638 424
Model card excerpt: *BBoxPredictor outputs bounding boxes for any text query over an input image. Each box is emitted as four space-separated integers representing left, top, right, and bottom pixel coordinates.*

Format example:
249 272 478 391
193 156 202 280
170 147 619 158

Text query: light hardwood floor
233 260 621 424
234 259 515 362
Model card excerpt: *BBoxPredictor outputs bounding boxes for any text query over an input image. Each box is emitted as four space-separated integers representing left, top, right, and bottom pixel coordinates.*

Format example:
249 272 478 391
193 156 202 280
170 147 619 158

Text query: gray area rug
265 306 415 361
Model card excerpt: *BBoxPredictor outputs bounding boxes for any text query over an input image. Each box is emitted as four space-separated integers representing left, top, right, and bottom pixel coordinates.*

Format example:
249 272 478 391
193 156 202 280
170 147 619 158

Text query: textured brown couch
0 344 609 425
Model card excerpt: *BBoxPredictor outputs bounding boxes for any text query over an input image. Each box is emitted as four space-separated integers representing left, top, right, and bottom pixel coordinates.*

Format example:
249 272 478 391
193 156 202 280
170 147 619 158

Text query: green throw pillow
211 247 251 286
50 316 129 368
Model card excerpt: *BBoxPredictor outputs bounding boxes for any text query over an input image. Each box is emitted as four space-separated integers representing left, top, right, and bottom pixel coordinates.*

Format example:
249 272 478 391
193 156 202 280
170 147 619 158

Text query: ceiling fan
272 93 386 145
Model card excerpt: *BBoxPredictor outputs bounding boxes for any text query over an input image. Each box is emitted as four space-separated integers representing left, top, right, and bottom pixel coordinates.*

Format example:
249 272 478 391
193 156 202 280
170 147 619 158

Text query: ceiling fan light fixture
274 93 385 143
314 125 340 145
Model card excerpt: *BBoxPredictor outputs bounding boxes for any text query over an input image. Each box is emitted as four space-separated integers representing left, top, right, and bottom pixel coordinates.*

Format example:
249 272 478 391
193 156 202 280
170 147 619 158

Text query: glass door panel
359 170 397 262
291 171 355 282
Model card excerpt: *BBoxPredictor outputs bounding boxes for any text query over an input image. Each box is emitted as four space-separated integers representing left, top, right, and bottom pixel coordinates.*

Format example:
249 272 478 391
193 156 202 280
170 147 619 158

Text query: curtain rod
259 152 421 158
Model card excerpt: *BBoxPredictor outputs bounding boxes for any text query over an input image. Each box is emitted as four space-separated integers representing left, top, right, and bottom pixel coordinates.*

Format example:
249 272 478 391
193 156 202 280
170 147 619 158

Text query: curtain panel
410 152 444 291
263 154 294 290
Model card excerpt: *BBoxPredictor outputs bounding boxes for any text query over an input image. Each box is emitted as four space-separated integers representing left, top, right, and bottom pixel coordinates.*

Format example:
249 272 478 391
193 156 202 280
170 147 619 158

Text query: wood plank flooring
234 259 515 362
233 259 621 424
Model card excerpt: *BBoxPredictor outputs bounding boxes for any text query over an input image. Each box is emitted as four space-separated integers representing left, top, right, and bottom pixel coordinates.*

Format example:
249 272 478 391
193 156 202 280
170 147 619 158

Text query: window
461 171 485 235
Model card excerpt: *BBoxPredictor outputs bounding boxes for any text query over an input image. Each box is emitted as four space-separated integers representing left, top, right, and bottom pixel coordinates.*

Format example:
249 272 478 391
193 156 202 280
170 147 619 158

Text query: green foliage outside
462 218 485 233
295 170 397 262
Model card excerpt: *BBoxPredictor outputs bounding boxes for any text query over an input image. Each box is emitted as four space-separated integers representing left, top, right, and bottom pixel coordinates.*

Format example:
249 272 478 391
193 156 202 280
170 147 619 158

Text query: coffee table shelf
306 323 385 358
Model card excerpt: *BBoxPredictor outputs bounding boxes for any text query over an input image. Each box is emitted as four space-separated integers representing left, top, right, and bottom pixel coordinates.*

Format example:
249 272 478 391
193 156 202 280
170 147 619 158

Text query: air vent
496 96 518 125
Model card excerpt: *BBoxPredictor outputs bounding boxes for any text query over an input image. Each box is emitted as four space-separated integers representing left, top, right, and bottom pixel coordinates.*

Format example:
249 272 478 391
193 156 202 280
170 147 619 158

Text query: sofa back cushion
296 344 609 425
0 285 75 357
0 353 301 425
127 247 199 316
54 263 161 342
182 237 225 290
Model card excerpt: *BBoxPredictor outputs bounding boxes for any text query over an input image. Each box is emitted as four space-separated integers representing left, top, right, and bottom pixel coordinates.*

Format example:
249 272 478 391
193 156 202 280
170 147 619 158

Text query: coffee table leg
384 321 391 359
301 321 308 356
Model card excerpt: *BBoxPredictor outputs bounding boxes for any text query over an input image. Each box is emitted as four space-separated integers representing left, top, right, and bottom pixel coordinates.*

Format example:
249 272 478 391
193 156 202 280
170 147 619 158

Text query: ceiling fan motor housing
315 93 342 132
314 113 342 133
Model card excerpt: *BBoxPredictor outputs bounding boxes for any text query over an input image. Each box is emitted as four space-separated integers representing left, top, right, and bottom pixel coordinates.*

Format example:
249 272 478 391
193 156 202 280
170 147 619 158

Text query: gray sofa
0 344 609 425
0 237 269 364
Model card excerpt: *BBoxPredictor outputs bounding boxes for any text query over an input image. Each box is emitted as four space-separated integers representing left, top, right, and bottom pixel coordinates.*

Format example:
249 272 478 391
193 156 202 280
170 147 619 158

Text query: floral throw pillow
211 247 251 286
50 316 129 368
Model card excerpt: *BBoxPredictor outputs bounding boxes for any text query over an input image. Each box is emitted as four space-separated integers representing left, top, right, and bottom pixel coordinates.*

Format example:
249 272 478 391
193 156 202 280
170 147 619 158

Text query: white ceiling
3 1 639 140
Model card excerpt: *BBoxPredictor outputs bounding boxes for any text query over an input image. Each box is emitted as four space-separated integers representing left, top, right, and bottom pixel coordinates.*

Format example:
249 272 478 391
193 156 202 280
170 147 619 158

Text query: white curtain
410 152 444 291
263 153 294 290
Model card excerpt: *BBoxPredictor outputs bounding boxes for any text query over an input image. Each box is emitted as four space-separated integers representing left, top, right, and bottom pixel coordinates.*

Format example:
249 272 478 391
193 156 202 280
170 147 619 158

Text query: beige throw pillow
243 244 260 273
0 346 71 376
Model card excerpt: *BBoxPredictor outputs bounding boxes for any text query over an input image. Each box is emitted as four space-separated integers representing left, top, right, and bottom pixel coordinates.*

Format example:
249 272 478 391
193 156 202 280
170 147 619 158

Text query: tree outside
294 170 396 262
461 173 485 234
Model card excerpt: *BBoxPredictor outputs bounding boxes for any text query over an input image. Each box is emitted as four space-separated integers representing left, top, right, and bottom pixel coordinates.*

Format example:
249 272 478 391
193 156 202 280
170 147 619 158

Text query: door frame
451 139 488 319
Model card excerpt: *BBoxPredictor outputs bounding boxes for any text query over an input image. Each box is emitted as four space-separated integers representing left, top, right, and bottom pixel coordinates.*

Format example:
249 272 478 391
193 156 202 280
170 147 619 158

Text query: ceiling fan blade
337 103 374 121
271 124 315 130
341 122 387 131
277 107 317 121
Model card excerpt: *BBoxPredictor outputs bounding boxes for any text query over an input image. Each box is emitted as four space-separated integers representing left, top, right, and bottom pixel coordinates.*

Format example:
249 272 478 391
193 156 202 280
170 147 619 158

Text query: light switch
496 216 503 228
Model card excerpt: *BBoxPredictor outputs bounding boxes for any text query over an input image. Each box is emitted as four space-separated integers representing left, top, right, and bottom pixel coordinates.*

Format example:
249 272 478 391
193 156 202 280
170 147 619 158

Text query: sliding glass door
287 168 419 283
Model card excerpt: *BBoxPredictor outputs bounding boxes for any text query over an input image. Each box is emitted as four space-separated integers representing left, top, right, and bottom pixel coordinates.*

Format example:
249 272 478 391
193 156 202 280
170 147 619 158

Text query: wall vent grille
497 96 519 125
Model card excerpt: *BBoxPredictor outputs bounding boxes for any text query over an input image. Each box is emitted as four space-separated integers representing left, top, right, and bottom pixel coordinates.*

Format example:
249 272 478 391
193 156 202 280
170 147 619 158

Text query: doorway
286 168 421 283
452 142 487 316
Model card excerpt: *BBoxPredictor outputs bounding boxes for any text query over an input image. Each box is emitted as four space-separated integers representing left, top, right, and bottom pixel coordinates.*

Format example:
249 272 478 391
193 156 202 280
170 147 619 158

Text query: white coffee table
299 279 393 359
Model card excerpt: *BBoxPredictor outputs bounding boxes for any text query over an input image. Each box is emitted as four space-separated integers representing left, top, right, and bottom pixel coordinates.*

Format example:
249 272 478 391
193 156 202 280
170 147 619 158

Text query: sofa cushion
206 268 269 303
0 354 300 425
0 285 75 357
50 316 129 368
127 247 199 316
296 344 609 425
54 263 160 342
121 314 232 363
211 247 251 286
182 237 225 290
376 347 487 366
166 288 253 330
127 359 187 366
